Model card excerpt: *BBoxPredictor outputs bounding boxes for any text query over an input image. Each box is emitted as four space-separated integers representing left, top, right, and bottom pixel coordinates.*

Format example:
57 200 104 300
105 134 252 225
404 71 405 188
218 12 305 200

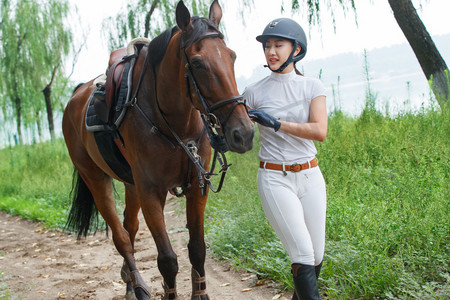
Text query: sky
68 0 450 82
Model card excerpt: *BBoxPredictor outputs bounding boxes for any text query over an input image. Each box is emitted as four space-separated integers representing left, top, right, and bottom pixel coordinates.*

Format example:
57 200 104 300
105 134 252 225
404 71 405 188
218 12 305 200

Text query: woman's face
264 37 300 73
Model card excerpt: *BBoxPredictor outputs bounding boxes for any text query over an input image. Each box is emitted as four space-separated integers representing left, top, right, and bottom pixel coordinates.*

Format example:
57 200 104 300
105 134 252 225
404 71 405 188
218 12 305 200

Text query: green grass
0 139 124 230
0 105 448 299
206 106 449 299
0 139 73 229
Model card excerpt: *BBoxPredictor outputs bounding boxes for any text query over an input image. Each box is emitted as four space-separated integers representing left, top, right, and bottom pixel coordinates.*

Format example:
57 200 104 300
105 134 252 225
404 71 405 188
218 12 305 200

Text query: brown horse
62 1 253 299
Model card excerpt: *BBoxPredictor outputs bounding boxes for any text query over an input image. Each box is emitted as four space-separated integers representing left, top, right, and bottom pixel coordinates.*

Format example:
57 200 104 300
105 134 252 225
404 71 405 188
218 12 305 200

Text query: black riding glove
209 134 229 153
248 109 281 132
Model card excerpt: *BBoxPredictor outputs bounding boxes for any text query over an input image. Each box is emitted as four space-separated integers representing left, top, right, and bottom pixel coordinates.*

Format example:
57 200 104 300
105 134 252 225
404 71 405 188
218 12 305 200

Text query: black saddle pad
94 130 134 184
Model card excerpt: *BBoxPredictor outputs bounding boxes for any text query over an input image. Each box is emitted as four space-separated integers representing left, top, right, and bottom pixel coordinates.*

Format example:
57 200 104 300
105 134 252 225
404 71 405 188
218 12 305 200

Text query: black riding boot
315 262 322 279
291 263 320 300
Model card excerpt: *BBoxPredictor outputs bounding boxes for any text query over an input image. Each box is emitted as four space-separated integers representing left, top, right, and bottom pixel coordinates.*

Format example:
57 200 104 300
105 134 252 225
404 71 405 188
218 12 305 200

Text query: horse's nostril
226 126 254 153
233 129 244 146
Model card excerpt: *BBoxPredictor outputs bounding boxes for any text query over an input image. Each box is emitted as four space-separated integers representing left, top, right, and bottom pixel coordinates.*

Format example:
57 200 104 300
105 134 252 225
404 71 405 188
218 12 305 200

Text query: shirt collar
269 69 296 81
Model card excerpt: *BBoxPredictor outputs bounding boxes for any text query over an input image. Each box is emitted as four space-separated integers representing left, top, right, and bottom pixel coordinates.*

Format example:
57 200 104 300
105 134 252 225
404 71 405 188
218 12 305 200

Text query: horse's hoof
125 290 137 300
125 281 137 300
191 295 210 300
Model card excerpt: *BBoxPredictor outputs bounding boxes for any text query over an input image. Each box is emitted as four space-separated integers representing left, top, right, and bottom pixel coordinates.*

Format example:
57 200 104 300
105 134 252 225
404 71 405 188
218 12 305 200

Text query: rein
128 30 245 196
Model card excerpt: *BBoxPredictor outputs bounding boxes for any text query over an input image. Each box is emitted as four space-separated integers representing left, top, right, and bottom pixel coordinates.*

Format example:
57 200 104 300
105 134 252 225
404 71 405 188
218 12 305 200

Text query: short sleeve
309 78 326 101
243 86 256 109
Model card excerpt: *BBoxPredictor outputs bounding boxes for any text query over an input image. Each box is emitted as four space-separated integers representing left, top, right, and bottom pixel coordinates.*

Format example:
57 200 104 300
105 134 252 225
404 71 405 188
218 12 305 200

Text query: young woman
243 18 327 300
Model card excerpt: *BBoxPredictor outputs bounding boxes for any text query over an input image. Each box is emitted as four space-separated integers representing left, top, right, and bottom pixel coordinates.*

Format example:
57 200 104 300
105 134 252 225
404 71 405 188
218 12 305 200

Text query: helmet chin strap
264 44 298 73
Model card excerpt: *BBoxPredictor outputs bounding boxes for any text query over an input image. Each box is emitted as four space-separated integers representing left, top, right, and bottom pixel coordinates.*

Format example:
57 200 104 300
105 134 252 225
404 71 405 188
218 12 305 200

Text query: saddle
85 38 150 184
87 37 150 130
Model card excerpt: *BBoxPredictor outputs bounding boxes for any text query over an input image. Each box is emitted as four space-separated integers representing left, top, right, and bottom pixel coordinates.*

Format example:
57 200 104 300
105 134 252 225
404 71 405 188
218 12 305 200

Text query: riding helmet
256 18 307 72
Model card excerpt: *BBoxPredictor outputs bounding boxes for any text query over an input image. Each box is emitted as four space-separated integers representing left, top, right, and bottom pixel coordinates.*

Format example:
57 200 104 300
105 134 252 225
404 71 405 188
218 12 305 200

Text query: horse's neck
139 65 201 139
158 82 202 137
139 34 203 139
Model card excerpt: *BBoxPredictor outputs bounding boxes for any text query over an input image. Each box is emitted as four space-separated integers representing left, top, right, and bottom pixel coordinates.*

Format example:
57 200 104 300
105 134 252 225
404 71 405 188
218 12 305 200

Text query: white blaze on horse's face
215 44 222 58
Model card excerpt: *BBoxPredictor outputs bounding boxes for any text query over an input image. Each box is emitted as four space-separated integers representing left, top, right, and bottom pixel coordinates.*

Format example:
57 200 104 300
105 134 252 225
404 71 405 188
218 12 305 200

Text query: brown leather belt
260 158 318 173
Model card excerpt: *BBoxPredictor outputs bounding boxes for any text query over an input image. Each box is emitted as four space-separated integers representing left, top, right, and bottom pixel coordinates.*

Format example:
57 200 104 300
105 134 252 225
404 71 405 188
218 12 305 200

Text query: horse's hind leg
70 156 151 299
139 190 179 299
185 186 210 300
121 185 142 299
91 178 152 300
85 173 151 300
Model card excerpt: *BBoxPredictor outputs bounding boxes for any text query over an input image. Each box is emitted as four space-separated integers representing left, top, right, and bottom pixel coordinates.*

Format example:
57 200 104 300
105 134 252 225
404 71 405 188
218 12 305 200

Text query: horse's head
175 0 254 153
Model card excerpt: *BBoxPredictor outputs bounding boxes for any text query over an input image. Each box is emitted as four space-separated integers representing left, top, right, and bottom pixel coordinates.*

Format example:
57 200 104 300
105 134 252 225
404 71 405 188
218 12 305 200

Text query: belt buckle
290 163 301 172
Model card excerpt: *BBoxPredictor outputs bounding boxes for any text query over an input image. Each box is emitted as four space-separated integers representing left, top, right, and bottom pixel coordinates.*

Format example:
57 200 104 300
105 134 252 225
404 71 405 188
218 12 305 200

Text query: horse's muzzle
225 120 254 153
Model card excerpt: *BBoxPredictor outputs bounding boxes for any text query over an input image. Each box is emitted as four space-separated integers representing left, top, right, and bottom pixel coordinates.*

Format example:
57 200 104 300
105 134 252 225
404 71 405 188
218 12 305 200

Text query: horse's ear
176 0 191 31
209 0 222 27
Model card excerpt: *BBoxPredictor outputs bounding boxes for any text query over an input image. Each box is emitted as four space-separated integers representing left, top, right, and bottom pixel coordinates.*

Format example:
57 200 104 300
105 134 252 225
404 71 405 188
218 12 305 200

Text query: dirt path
0 198 291 300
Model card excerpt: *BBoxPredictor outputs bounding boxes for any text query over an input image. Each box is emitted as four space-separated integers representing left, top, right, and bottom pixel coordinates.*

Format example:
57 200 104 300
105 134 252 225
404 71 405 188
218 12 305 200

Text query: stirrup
93 90 106 101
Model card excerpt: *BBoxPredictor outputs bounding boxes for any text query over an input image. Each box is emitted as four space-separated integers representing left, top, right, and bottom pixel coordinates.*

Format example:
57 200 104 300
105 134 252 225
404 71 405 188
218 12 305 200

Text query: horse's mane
147 16 223 68
147 26 179 68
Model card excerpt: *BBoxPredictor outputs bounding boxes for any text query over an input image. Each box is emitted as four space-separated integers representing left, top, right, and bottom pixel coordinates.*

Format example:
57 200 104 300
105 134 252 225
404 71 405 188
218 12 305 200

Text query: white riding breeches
257 165 327 266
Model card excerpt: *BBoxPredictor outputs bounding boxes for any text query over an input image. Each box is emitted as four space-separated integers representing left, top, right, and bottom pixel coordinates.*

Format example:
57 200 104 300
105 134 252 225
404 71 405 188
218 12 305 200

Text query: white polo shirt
243 70 326 164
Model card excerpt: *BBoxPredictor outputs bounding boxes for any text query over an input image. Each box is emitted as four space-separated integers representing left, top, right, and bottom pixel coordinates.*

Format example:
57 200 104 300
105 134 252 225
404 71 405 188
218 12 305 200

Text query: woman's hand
248 109 281 131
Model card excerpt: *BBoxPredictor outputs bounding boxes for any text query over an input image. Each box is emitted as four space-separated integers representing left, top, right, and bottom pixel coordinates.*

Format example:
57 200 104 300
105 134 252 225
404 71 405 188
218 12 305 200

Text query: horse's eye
191 58 204 70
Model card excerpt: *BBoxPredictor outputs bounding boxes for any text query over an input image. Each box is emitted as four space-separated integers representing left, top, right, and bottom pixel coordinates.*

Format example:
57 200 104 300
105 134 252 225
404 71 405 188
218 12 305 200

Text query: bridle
181 31 246 131
128 29 247 195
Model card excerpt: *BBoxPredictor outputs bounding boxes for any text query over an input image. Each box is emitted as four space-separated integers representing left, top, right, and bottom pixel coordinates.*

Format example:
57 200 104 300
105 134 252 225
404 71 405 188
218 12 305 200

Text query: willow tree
102 0 256 51
40 0 72 140
103 0 212 51
0 0 72 144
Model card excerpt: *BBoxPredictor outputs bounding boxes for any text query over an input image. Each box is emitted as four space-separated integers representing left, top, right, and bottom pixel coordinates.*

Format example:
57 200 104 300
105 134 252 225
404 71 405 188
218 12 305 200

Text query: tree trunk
14 97 23 145
43 85 55 141
35 111 43 143
387 0 448 108
144 0 160 38
43 66 58 141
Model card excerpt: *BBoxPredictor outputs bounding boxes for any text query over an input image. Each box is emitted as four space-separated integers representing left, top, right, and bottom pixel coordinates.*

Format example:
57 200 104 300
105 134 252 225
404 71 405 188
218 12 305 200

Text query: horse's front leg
185 184 210 300
139 189 179 300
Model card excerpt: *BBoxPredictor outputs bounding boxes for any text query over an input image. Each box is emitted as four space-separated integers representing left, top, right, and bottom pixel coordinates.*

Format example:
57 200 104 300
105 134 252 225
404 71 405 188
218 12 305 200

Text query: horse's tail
65 168 101 238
